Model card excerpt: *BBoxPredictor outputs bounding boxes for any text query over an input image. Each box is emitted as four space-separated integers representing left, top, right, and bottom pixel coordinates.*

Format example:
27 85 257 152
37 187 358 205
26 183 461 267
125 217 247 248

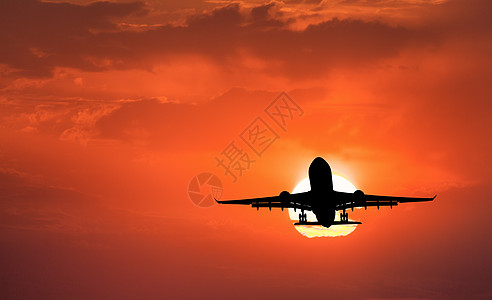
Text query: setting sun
289 174 359 238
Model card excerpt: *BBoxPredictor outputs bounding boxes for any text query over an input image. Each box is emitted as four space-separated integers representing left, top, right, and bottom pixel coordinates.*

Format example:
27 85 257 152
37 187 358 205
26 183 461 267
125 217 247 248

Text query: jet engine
279 190 290 199
353 189 366 209
353 189 364 198
278 191 290 211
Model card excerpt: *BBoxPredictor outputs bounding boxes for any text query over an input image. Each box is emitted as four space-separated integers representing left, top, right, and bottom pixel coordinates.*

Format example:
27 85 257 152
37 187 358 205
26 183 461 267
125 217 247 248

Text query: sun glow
289 174 358 238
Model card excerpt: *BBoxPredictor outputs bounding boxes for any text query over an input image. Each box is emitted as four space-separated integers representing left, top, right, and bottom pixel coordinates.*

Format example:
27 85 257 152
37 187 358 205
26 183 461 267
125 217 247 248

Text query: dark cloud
0 0 426 79
0 0 147 76
251 2 276 21
248 2 286 29
244 18 414 78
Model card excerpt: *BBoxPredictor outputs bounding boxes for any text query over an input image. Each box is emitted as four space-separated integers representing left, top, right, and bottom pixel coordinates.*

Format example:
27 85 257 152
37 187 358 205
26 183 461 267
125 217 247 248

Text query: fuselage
308 157 336 227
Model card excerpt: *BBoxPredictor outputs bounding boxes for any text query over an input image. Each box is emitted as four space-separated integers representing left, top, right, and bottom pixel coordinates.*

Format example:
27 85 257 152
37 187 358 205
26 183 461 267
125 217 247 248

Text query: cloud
0 0 426 79
2 0 491 84
1 98 120 144
60 103 120 145
0 0 147 77
95 88 278 149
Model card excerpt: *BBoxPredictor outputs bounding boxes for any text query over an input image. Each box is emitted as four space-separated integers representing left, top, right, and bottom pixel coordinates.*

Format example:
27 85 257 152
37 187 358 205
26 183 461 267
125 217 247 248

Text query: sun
289 174 358 238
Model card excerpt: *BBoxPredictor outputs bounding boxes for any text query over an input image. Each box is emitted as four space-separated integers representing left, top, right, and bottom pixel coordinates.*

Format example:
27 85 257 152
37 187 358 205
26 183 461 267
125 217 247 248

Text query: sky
1 0 491 299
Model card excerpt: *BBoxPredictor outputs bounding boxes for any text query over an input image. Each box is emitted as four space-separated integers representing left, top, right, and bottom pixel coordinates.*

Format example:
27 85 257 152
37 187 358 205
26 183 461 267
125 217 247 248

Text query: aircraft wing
335 191 436 210
216 191 312 211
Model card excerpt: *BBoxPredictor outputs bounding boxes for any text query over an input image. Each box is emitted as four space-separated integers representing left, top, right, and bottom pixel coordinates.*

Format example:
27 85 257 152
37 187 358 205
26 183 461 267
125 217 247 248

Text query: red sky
1 0 491 299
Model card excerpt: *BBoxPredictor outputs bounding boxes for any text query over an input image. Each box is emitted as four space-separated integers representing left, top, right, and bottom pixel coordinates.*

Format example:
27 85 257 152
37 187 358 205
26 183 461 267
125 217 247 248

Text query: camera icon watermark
187 172 223 207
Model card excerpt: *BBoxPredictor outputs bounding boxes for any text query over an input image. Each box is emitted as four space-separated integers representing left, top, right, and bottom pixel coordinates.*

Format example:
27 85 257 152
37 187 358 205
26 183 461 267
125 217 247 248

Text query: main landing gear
299 210 308 223
340 210 349 222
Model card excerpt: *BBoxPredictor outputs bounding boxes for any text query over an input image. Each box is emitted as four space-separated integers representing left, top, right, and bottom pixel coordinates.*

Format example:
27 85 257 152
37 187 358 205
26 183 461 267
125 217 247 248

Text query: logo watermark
188 92 303 206
187 173 223 207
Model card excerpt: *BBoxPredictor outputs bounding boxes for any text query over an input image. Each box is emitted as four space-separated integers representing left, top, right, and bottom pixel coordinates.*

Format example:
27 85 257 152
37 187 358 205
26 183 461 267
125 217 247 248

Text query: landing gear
299 210 307 223
340 210 349 222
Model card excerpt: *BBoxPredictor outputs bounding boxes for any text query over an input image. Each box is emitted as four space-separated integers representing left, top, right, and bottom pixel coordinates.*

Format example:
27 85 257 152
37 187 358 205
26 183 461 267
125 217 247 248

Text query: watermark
187 172 223 207
215 92 303 182
215 141 256 183
188 91 303 206
240 117 279 157
265 92 304 132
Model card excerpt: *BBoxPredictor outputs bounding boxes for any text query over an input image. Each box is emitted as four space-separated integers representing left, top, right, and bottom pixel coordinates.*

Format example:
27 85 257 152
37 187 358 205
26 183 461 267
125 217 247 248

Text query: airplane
216 157 436 228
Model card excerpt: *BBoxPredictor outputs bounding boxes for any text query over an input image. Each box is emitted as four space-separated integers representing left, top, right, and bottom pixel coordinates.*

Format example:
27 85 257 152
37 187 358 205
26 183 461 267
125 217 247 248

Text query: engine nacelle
279 191 290 211
353 189 364 198
279 190 290 199
353 189 366 209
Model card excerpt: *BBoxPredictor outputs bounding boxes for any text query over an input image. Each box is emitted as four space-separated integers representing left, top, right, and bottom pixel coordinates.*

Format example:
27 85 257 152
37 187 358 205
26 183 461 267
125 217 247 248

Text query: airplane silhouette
216 157 436 228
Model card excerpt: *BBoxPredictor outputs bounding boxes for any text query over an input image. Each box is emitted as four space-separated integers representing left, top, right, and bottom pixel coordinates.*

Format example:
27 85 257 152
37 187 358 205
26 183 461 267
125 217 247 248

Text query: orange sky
1 0 491 299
